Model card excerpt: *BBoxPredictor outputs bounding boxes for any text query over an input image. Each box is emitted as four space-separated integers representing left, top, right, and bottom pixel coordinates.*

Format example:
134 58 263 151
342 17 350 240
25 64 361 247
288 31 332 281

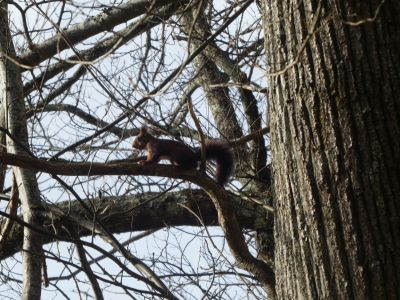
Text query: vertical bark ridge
312 8 369 299
290 1 349 298
323 10 374 298
337 1 400 297
262 0 400 298
371 1 400 292
297 2 348 296
313 21 358 300
332 5 384 297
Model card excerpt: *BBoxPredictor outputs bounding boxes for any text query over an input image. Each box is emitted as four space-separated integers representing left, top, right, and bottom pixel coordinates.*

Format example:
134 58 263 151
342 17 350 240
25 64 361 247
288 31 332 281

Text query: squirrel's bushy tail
195 140 234 185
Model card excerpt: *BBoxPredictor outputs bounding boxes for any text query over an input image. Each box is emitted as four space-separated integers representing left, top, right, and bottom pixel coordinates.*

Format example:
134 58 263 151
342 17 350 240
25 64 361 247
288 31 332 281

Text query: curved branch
203 184 276 298
70 229 104 300
0 150 276 296
18 0 180 67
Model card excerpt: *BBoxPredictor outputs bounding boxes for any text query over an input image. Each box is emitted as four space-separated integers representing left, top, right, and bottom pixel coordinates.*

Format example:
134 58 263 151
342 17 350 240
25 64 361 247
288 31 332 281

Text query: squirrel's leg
139 152 160 165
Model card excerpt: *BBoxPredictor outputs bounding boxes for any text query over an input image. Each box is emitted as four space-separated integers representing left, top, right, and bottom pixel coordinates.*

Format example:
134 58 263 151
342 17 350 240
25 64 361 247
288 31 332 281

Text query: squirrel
133 126 234 185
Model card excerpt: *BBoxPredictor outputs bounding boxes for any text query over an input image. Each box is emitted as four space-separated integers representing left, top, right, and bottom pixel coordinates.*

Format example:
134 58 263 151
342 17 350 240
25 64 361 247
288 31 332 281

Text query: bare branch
0 188 271 258
18 0 181 67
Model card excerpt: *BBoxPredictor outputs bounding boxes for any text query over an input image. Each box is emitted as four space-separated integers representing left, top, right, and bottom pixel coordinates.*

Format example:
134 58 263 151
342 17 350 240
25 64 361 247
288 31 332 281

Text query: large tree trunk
262 0 400 299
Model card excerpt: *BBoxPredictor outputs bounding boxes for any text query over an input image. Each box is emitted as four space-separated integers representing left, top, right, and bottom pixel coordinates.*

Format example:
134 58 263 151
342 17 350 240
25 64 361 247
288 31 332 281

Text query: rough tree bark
0 3 43 299
262 0 400 299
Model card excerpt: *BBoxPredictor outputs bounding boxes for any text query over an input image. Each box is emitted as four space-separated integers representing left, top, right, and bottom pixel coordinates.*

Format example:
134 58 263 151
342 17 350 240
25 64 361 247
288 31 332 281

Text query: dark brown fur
133 127 234 185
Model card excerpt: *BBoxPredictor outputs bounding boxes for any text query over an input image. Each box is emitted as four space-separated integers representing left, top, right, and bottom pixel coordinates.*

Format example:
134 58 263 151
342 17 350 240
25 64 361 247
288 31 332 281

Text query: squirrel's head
133 126 151 149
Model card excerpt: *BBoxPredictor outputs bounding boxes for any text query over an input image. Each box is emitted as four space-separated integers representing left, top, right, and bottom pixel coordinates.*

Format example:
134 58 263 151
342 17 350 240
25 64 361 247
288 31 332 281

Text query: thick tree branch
23 1 183 92
0 148 276 297
179 5 274 294
201 179 276 298
204 45 269 187
18 0 180 67
0 189 271 259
